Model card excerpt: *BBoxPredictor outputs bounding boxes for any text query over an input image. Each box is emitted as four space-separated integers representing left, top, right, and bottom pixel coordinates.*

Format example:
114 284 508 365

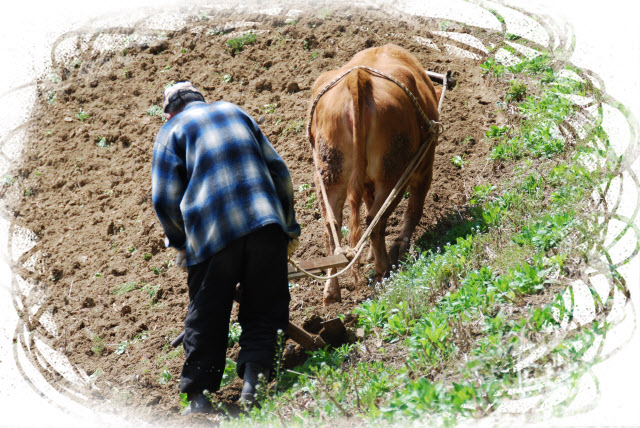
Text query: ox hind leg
366 184 404 284
363 182 376 263
389 143 436 267
318 179 349 305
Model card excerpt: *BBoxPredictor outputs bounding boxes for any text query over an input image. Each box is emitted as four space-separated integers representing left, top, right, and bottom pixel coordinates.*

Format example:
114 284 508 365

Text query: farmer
151 81 300 414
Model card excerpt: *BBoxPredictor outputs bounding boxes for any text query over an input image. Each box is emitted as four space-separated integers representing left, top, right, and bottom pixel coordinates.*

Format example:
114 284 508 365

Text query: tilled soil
6 4 510 425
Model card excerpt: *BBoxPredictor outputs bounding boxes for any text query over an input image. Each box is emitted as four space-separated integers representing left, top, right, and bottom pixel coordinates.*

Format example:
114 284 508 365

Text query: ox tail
345 68 369 250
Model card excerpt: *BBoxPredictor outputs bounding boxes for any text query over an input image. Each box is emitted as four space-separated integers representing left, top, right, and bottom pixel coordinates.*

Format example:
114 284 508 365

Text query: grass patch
112 281 142 295
226 31 257 55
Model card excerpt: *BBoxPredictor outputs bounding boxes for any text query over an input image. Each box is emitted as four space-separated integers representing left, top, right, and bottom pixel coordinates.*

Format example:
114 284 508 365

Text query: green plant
143 253 152 261
221 358 237 387
354 300 389 334
480 57 505 77
115 341 129 355
450 155 466 169
158 369 173 385
47 91 56 104
228 322 242 346
261 103 278 114
226 31 257 54
179 392 190 410
96 136 110 148
75 110 90 121
304 191 317 210
146 105 163 117
158 345 183 364
488 9 505 24
221 74 233 83
91 335 105 356
281 119 305 136
506 80 527 102
485 125 508 139
2 175 15 187
112 281 141 295
142 284 160 301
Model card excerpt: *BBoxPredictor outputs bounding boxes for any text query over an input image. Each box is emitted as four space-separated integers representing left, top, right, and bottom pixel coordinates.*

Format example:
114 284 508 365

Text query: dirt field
6 5 510 424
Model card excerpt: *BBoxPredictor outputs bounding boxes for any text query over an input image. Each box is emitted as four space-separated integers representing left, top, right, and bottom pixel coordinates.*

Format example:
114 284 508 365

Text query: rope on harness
291 66 444 281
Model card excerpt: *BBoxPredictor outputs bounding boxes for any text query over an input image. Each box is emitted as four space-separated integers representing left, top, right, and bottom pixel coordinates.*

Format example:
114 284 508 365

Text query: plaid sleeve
254 123 301 239
152 139 187 250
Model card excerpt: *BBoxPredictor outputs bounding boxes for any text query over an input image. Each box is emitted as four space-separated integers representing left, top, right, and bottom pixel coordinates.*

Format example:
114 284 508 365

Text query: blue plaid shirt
152 101 300 266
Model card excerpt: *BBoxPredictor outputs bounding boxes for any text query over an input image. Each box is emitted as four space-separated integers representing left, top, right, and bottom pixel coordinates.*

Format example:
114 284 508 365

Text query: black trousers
179 224 290 395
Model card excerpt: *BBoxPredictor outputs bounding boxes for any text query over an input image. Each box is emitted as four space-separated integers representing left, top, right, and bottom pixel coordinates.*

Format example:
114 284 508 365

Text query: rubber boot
240 362 270 405
181 391 212 416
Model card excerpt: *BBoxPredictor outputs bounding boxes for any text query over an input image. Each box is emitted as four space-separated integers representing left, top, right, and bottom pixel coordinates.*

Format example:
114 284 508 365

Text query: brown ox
307 44 442 305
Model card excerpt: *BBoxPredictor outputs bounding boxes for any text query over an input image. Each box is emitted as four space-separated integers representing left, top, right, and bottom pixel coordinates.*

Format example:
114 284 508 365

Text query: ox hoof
323 292 342 306
389 242 410 267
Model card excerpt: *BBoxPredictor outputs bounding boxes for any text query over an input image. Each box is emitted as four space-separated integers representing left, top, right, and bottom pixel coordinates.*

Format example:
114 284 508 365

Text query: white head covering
162 81 204 113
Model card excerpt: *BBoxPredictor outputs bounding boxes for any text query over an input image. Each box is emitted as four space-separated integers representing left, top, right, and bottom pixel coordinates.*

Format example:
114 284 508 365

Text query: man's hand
287 237 300 258
176 249 187 271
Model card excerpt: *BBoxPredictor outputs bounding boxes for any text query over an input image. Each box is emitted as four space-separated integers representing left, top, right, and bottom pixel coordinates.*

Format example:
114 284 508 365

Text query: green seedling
261 103 278 114
281 119 305 136
115 341 129 355
91 335 105 356
304 191 317 210
75 110 90 121
221 74 233 83
158 369 173 385
112 281 141 296
142 283 160 302
226 31 257 55
96 136 110 148
450 155 466 169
